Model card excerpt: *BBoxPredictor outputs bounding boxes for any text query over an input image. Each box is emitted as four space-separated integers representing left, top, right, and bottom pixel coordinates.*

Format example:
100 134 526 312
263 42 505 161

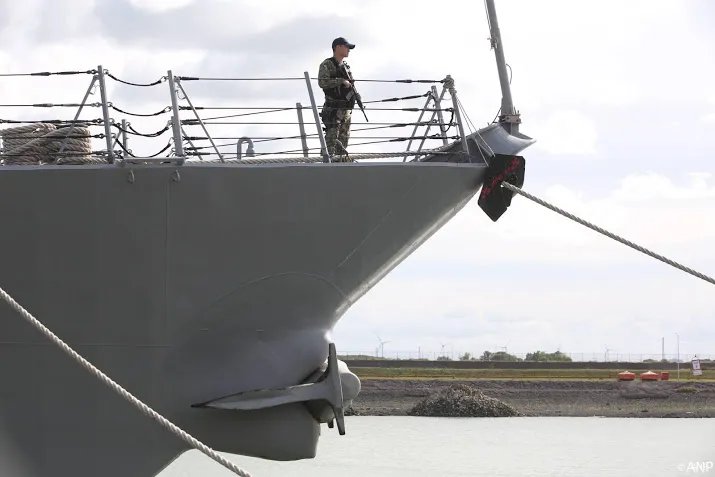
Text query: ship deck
0 65 533 477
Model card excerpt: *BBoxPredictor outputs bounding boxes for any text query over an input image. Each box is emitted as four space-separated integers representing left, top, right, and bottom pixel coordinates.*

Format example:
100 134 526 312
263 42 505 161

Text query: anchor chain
500 181 715 287
0 286 253 477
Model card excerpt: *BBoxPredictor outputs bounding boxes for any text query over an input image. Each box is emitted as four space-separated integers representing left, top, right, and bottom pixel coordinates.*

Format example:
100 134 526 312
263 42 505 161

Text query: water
160 417 713 477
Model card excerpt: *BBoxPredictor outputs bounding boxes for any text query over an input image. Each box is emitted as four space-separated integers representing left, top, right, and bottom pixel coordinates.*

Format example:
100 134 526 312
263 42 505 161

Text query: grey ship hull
0 127 533 476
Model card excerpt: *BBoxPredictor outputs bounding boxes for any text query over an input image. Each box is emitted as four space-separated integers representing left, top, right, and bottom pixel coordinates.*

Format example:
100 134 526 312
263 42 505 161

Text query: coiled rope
0 285 253 476
0 123 55 152
0 123 95 164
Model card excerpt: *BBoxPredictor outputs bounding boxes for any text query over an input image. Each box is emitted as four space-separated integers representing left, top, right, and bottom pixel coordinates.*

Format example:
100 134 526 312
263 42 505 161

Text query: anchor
191 342 358 435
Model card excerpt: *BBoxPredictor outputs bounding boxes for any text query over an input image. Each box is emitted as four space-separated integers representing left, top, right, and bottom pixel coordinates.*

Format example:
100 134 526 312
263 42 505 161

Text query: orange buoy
661 371 669 381
640 371 659 381
618 371 636 381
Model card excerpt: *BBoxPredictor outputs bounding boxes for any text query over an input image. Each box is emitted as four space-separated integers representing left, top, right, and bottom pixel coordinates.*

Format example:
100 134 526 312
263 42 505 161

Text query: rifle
342 63 368 122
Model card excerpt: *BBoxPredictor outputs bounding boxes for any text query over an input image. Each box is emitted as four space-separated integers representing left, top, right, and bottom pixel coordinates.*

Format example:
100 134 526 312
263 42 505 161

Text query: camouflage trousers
323 108 352 160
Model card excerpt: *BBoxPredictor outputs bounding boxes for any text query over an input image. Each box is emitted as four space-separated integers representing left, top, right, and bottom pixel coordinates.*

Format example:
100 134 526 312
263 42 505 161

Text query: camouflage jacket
318 57 350 91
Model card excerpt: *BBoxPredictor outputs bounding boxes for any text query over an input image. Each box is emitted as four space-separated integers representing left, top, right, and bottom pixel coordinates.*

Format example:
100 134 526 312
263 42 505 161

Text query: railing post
96 65 115 163
175 79 223 162
166 70 185 161
432 85 449 146
296 102 309 158
58 74 98 155
403 92 435 161
121 119 129 152
413 85 451 161
445 75 469 156
303 71 330 162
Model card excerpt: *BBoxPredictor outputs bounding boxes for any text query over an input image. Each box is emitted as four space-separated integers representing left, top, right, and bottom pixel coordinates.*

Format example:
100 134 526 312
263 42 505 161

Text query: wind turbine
376 334 390 358
605 345 613 362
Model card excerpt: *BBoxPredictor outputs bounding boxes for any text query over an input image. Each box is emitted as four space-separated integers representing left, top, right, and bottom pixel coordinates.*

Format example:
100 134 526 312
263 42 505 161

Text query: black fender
477 154 526 222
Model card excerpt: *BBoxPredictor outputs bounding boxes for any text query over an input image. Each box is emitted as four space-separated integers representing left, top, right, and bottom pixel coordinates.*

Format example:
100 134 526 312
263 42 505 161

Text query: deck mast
484 0 520 134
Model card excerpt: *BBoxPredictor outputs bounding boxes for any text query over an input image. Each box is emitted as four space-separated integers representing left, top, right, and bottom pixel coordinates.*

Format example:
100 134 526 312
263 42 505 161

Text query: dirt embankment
348 380 715 418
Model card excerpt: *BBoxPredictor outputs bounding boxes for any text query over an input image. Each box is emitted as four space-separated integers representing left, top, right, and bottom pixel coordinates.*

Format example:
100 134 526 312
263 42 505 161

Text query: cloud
703 93 715 123
1 0 714 358
407 171 715 265
92 0 369 54
335 170 715 356
529 110 598 155
128 0 196 12
337 266 715 355
3 0 709 164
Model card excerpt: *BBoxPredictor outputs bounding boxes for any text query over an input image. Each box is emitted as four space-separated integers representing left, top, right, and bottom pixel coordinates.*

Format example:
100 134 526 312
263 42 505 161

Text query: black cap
332 37 355 50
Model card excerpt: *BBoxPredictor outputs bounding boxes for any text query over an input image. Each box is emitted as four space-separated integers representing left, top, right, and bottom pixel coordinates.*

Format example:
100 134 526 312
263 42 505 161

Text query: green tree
525 350 573 362
479 350 522 361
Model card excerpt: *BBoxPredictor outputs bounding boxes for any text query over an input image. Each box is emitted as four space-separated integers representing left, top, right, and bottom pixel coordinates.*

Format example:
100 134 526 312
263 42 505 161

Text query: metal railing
0 65 479 166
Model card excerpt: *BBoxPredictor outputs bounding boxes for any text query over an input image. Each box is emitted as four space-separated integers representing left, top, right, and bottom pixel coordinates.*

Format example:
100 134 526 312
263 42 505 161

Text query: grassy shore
346 367 715 418
352 366 715 381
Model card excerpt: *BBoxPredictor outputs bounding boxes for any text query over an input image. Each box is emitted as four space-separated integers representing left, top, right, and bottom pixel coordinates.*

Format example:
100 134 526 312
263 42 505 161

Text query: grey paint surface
0 148 501 476
0 0 536 472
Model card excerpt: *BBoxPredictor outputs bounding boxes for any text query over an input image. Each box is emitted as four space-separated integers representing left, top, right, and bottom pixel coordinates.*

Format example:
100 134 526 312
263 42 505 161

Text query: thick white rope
0 285 253 477
0 123 55 151
501 181 715 287
0 123 96 165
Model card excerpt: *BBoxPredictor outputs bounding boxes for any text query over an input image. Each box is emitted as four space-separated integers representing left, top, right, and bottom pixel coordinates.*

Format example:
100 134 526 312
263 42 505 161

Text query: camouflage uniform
324 108 351 158
318 57 356 160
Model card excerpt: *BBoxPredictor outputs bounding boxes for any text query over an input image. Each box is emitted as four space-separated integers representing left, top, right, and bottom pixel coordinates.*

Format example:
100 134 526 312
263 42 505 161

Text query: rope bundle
0 123 96 164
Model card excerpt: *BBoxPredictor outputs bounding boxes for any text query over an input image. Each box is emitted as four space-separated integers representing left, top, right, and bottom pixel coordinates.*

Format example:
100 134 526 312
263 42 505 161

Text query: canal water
159 416 714 476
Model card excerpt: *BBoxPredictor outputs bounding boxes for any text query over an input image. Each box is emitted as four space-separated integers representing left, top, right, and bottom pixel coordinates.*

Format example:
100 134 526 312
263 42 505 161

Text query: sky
0 0 713 362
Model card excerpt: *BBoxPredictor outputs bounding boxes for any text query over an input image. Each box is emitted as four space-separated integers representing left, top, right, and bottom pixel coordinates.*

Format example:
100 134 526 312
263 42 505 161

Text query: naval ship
0 1 534 476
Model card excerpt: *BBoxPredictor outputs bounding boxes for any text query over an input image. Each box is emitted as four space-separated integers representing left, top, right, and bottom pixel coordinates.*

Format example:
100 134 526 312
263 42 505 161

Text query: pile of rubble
408 383 520 417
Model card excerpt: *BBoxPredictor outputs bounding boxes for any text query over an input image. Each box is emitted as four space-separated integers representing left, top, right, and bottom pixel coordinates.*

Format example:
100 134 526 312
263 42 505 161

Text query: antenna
484 0 520 133
676 332 680 380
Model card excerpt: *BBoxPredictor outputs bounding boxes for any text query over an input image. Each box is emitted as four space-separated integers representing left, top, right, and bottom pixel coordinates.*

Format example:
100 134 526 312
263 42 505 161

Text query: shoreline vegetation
351 366 715 381
345 366 715 418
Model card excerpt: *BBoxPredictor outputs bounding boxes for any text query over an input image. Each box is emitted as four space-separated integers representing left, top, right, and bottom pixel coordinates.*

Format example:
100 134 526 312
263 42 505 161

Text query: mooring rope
0 284 254 476
500 182 715 287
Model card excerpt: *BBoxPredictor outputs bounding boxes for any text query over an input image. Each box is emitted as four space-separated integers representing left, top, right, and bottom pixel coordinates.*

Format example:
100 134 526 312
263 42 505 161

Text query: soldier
318 37 359 161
